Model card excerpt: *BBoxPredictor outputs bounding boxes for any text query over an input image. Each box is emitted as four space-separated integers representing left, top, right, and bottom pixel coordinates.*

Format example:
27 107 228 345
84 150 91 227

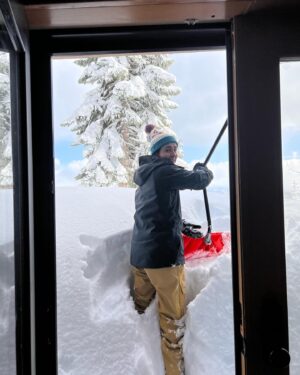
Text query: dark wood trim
29 30 57 375
10 49 32 375
1 1 32 374
0 0 24 51
29 23 237 375
232 12 298 374
226 26 242 375
41 23 227 55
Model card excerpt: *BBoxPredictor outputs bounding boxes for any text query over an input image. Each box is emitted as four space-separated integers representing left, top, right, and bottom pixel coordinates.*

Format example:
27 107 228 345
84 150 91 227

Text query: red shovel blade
183 232 225 259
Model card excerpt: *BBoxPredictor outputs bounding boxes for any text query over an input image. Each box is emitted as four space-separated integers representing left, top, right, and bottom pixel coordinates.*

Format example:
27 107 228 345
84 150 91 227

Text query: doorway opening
51 49 233 375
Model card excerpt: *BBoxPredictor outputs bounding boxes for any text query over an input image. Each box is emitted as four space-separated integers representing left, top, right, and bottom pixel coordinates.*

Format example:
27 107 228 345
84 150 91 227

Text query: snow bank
284 198 300 374
0 190 15 375
54 187 233 375
1 185 300 375
55 187 163 375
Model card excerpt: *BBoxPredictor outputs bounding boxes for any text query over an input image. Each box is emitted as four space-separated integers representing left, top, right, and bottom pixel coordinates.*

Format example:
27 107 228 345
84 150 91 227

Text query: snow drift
54 187 233 375
1 185 300 375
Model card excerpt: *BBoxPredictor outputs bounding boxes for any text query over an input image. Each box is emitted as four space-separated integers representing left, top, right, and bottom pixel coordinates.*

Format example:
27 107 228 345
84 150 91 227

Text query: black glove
193 162 206 171
182 220 203 238
193 163 214 182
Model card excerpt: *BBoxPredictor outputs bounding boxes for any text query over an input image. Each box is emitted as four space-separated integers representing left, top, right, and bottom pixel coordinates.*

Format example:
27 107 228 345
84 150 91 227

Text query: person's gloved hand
193 162 206 171
193 162 214 182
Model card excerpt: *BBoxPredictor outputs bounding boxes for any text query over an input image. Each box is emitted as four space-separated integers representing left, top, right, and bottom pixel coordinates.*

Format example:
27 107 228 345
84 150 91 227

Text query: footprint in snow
79 230 135 322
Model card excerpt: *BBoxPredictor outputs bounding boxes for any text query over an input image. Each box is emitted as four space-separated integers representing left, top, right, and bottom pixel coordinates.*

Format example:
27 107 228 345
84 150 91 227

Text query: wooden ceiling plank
25 1 252 29
26 0 248 10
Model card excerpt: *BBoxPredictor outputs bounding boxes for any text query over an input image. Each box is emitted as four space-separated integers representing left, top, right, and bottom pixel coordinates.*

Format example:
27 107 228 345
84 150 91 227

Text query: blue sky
52 58 86 164
51 53 300 186
168 50 228 163
280 61 300 159
52 50 228 163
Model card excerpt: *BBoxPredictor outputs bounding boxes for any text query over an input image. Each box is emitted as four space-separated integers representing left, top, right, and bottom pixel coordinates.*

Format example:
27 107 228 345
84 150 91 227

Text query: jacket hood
134 155 171 186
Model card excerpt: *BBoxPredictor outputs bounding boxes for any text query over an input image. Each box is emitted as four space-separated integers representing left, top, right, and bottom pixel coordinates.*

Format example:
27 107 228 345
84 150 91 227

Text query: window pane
280 61 300 375
52 51 234 375
0 50 16 375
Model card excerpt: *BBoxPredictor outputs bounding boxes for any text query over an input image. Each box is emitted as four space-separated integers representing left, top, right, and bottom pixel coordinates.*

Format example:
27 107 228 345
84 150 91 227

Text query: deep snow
54 187 233 375
0 190 15 375
1 184 300 374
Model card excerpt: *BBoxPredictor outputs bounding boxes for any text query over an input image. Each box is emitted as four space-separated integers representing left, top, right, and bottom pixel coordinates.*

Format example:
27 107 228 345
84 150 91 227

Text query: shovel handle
202 119 228 238
203 119 228 166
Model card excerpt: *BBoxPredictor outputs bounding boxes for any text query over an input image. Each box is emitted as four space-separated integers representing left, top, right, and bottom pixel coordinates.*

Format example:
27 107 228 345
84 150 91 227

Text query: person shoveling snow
130 124 213 375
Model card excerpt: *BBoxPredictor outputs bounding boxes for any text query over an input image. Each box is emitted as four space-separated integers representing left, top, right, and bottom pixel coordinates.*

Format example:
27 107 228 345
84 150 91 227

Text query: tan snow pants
132 265 186 375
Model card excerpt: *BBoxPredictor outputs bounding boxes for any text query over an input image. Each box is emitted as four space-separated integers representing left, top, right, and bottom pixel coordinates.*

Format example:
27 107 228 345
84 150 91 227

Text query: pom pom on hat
145 124 155 134
145 124 157 142
145 124 178 155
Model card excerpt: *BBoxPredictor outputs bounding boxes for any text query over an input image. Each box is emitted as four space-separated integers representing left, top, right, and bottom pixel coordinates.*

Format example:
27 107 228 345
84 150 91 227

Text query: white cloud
184 160 230 189
208 161 230 189
51 58 92 142
280 62 300 132
54 158 86 186
170 51 228 148
68 159 86 173
54 158 61 170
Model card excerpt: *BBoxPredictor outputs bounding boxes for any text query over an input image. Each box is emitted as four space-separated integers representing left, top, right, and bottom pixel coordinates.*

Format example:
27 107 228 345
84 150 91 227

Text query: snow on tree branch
62 54 181 187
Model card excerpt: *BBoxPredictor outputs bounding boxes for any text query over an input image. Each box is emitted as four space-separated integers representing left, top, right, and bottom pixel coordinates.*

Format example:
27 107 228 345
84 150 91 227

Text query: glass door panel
280 60 300 375
0 49 16 375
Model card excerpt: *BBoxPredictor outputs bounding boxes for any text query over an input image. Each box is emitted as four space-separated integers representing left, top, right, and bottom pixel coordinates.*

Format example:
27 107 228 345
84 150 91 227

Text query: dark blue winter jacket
130 155 213 268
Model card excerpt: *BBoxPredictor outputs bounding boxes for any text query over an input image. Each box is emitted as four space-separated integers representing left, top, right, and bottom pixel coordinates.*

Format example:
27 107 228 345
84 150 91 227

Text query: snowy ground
1 186 300 374
54 187 233 375
0 190 15 375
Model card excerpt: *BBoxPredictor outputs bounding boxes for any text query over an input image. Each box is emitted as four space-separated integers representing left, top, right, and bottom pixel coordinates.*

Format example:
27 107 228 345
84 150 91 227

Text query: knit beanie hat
145 124 178 155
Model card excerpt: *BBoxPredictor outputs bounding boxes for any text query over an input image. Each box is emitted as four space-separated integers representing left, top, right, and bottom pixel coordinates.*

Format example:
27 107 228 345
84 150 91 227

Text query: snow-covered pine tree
62 54 180 187
0 52 12 187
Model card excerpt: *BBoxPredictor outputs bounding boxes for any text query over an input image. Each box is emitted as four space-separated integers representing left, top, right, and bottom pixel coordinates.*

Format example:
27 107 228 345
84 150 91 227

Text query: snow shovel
183 120 228 260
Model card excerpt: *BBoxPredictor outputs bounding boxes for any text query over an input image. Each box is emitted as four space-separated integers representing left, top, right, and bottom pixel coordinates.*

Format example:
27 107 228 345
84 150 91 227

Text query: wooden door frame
232 11 300 375
29 23 241 375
